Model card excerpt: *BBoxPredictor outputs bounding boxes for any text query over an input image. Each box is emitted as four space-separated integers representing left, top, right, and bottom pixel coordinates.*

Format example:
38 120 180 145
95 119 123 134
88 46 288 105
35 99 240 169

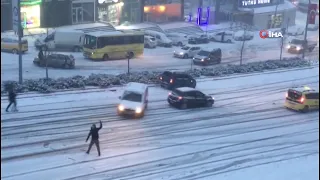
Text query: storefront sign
239 0 274 8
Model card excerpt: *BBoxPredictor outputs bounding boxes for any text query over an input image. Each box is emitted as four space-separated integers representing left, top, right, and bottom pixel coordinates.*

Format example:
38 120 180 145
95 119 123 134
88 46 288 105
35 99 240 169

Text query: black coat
38 50 44 61
8 91 16 102
86 121 103 141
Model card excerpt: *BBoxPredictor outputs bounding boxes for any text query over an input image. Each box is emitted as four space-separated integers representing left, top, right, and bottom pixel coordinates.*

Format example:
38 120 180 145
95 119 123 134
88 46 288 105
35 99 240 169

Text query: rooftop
125 82 148 93
176 87 196 92
85 30 143 37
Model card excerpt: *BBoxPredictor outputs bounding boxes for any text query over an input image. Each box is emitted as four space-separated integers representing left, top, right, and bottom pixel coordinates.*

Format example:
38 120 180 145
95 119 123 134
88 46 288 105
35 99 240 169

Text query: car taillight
160 77 162 80
286 93 288 98
178 96 182 100
170 79 173 83
300 97 304 103
168 92 171 95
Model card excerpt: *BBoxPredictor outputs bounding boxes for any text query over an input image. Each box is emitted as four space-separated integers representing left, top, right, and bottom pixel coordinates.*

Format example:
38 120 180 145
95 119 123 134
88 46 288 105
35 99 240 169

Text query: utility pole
272 1 280 28
280 18 290 61
302 0 311 59
45 28 49 80
12 0 23 84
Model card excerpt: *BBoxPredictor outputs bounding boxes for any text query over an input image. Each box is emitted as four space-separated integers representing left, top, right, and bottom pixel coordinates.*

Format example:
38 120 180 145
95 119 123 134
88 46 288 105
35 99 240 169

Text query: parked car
193 48 222 66
159 71 196 89
287 27 305 36
167 87 215 109
173 45 201 59
144 35 157 48
166 32 188 46
209 31 233 43
286 38 317 54
307 24 319 31
233 30 254 41
144 30 172 47
188 34 209 44
33 53 75 69
1 37 28 54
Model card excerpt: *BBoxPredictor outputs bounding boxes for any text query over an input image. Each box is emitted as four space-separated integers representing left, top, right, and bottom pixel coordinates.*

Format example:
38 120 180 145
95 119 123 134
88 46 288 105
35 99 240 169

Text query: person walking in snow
5 86 18 112
86 120 103 156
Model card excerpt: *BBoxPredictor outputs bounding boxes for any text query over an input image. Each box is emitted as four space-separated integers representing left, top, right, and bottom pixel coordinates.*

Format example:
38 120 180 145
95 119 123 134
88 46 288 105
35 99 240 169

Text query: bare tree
239 25 248 65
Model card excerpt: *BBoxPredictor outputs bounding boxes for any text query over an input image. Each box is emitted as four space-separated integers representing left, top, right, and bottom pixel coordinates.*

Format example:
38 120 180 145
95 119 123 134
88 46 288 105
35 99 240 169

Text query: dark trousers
87 139 101 155
6 99 17 112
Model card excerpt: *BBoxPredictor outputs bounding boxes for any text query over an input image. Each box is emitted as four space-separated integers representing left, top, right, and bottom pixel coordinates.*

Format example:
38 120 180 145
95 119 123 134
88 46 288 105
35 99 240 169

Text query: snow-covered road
1 67 319 180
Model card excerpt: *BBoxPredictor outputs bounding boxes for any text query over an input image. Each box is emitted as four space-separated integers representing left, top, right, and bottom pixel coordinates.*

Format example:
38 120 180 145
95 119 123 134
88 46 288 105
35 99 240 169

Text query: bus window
84 35 97 49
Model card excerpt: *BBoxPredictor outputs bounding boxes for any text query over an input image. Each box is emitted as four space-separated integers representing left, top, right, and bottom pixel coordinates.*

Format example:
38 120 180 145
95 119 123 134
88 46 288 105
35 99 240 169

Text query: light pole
302 0 311 59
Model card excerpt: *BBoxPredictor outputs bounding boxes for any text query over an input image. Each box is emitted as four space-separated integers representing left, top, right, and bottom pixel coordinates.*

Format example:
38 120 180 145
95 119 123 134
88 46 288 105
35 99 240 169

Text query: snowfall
1 6 320 180
1 66 319 180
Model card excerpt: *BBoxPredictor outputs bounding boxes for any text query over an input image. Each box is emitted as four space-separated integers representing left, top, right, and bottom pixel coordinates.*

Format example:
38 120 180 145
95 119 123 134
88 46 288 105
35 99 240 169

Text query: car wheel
12 49 18 54
226 39 232 43
64 64 70 69
309 47 314 52
103 54 109 61
145 44 150 48
177 42 183 46
180 103 187 109
183 54 189 59
206 101 213 107
301 105 309 113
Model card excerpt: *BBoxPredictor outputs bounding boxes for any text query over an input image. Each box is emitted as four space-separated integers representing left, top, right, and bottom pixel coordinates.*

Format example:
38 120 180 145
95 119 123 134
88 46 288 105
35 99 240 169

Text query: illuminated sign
239 0 274 8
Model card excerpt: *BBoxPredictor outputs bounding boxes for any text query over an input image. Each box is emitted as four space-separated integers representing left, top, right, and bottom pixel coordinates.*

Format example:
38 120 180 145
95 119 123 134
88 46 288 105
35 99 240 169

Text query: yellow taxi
284 86 319 112
1 37 28 54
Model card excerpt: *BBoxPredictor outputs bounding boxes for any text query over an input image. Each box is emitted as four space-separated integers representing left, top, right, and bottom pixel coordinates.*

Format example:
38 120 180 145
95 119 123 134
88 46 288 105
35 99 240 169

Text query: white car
287 27 305 36
233 30 254 41
117 82 149 118
209 31 233 43
173 46 201 59
166 32 188 46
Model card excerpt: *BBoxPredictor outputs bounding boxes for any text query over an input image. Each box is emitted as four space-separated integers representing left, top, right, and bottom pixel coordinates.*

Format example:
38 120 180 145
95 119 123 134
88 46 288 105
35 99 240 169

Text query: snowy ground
1 67 319 180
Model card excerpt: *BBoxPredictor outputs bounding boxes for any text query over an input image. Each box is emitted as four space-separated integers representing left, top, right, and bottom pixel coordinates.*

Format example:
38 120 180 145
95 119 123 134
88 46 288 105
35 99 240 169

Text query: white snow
1 67 319 180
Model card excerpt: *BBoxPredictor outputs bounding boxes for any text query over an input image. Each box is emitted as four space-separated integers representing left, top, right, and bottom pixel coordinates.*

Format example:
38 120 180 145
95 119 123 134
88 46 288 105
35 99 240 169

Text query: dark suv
167 87 215 109
159 71 196 89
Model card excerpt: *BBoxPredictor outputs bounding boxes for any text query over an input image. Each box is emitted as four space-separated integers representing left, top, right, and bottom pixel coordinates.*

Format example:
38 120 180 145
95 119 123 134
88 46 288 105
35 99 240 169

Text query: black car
33 53 75 69
167 87 214 109
159 71 196 89
188 34 209 44
193 48 222 66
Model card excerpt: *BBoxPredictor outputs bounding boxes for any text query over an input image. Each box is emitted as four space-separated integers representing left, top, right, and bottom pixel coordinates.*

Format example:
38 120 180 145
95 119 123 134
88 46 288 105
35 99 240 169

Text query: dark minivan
159 71 196 89
193 48 222 66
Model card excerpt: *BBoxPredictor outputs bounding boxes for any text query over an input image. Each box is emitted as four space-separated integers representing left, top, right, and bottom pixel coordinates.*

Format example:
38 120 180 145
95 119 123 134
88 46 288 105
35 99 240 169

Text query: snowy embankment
1 57 313 94
1 67 318 180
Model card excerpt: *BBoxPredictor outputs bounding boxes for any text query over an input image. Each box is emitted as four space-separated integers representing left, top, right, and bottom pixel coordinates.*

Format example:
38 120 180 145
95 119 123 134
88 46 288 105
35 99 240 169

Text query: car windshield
150 37 155 41
84 35 97 49
291 39 305 44
122 91 142 102
181 46 190 50
198 50 210 56
287 89 302 100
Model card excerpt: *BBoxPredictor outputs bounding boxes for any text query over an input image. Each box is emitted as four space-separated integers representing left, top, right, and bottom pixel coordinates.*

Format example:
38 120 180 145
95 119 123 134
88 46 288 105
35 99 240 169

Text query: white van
34 29 85 52
166 32 188 46
144 35 157 48
117 82 149 118
144 30 172 47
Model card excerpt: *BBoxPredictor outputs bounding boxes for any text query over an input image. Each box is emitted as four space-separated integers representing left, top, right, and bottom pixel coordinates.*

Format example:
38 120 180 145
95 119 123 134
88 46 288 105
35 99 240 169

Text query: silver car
173 46 201 59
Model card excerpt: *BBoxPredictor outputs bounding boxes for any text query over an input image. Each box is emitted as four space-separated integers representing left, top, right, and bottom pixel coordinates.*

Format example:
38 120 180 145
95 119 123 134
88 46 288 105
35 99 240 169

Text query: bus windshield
84 35 97 49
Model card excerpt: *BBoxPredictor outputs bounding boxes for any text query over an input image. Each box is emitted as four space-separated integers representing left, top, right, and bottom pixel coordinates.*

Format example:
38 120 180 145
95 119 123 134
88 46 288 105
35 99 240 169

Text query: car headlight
91 52 94 55
296 46 301 50
135 107 142 114
286 45 291 49
179 52 184 55
118 105 124 111
201 59 204 61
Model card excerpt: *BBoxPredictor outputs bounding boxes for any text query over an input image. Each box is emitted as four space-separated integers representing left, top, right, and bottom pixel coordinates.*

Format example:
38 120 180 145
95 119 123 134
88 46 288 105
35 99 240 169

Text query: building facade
1 0 96 32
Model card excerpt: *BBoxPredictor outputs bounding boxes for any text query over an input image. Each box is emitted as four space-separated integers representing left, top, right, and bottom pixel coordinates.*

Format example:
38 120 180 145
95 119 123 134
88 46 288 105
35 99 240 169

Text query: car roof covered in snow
290 86 318 93
86 30 143 37
176 87 196 92
125 82 148 94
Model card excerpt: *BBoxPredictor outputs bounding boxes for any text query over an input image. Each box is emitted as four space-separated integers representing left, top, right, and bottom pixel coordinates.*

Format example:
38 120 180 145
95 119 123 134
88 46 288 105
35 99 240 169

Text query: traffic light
308 4 317 24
